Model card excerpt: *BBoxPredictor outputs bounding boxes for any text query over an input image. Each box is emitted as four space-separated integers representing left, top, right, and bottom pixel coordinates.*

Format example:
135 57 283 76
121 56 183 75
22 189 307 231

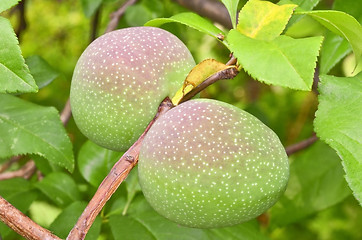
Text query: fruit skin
138 99 289 228
70 27 195 151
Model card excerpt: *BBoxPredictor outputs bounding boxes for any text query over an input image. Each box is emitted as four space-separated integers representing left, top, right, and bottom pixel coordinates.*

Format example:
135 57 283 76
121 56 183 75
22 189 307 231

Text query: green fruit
70 27 195 151
138 99 289 228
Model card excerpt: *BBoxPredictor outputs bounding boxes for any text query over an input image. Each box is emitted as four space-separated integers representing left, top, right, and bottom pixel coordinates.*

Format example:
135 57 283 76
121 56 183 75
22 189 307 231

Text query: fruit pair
70 27 289 228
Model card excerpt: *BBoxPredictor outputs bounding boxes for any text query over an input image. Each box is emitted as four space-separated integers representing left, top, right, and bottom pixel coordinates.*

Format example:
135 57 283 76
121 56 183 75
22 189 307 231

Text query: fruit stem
67 98 173 240
179 66 239 104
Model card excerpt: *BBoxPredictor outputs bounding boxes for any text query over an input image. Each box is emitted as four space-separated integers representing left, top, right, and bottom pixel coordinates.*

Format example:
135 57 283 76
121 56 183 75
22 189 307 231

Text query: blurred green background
1 0 361 239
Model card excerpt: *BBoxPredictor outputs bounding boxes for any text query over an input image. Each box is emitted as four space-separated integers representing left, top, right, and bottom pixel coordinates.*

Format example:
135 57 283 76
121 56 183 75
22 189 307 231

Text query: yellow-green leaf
237 0 297 41
227 29 323 91
172 59 236 105
145 12 228 48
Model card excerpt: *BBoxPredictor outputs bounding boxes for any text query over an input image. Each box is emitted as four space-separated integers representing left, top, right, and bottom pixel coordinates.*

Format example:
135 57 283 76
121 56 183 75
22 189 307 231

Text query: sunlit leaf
270 141 351 226
145 12 228 48
296 10 362 66
237 0 296 41
35 172 81 207
314 73 362 205
0 0 21 13
0 17 38 94
221 0 240 28
227 29 322 90
0 94 74 171
28 201 62 228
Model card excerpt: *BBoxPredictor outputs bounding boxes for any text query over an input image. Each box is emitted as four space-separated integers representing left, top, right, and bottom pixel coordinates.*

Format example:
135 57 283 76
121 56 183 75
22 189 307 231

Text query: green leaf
0 0 21 13
78 140 122 187
126 4 154 27
294 0 320 9
206 220 269 240
221 0 240 28
237 0 297 41
278 0 321 26
110 211 209 240
104 169 141 217
49 201 101 240
35 172 81 207
28 201 62 228
25 55 59 89
0 94 74 171
227 29 323 90
333 0 362 20
81 0 102 18
145 12 228 48
0 17 38 94
104 183 128 217
122 166 141 215
314 73 362 205
32 154 62 175
270 141 351 226
109 197 267 240
296 10 362 66
0 178 32 198
320 32 352 74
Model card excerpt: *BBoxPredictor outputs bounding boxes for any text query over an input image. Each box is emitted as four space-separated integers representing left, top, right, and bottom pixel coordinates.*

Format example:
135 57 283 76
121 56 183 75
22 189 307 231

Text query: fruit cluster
71 27 289 228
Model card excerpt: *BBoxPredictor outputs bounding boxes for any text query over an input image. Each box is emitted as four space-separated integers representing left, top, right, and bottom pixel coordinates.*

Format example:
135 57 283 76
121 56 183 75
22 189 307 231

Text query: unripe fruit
70 27 195 151
138 99 289 228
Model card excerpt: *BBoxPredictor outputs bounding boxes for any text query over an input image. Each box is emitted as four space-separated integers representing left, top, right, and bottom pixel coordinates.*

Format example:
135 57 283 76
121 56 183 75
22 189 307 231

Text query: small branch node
125 155 135 163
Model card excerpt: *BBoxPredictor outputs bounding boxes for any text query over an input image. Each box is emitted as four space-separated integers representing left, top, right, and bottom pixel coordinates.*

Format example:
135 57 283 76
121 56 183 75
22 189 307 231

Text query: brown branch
0 196 61 240
67 97 174 240
286 133 318 156
0 156 22 173
0 160 36 181
105 0 138 33
226 55 237 66
180 67 239 103
90 7 102 42
172 0 232 28
179 56 239 104
60 98 72 126
312 66 320 94
15 0 27 42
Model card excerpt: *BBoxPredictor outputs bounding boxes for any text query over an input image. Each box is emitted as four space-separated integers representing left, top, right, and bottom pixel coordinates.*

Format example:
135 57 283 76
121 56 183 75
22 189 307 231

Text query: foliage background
0 0 361 239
